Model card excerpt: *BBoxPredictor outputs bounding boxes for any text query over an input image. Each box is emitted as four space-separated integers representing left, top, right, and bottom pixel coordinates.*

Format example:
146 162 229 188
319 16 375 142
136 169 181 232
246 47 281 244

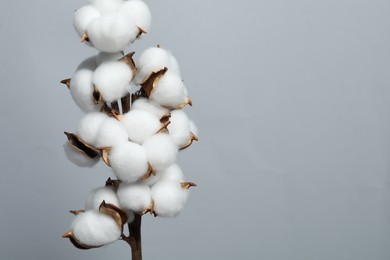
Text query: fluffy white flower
87 12 139 53
149 71 186 108
96 52 124 65
109 141 149 183
143 134 177 171
151 181 189 217
71 210 121 246
131 98 169 119
88 0 125 14
119 0 152 32
77 112 108 145
73 5 101 38
95 118 129 147
121 110 162 144
70 69 101 113
136 47 180 83
167 110 191 147
63 142 99 168
117 182 151 213
85 186 120 210
93 61 132 102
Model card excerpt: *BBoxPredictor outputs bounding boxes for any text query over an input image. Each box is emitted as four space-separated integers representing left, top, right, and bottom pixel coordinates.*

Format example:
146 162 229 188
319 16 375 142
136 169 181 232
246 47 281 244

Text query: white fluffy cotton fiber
87 12 139 53
167 110 191 147
149 71 186 108
70 69 101 113
73 5 101 38
71 210 121 246
119 0 152 32
85 186 120 210
131 98 169 119
95 117 129 147
96 51 124 66
151 180 189 217
63 142 99 168
117 182 151 213
143 133 177 171
77 112 108 145
121 110 161 144
109 141 149 183
93 61 132 102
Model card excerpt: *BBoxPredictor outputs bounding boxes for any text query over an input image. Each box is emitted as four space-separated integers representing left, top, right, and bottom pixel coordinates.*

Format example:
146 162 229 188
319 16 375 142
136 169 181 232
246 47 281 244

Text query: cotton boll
73 5 101 38
109 141 149 182
189 120 198 137
70 70 101 113
119 0 152 32
93 61 132 102
96 52 124 65
71 210 121 246
85 186 120 210
151 181 189 217
167 110 191 147
143 134 177 171
121 110 161 144
135 47 171 83
87 12 139 53
77 112 108 145
88 0 124 14
149 72 186 108
117 182 151 213
131 98 169 119
63 142 99 168
95 118 129 147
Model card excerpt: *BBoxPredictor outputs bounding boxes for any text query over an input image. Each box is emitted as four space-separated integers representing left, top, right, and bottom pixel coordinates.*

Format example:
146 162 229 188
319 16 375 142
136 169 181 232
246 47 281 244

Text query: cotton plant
60 1 198 259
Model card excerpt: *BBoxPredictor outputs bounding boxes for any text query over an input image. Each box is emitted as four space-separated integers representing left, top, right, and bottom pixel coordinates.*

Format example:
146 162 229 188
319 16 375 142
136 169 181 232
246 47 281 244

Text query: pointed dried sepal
160 113 171 124
105 177 121 191
99 201 128 230
119 52 137 79
139 163 157 180
60 78 71 89
140 67 168 93
101 103 122 120
121 93 131 114
69 210 86 215
111 101 120 115
181 182 197 190
81 32 89 43
62 230 102 250
137 26 147 38
179 132 199 151
141 200 157 217
156 121 171 134
175 96 193 109
100 147 111 166
64 132 99 158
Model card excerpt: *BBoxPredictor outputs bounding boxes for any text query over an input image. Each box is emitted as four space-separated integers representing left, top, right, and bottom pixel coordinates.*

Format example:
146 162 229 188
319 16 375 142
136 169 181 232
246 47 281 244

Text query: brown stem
128 214 142 260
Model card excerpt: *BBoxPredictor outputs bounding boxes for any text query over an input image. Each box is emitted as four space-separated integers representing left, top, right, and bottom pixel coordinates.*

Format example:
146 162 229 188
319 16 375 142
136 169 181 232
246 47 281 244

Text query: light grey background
0 0 389 259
